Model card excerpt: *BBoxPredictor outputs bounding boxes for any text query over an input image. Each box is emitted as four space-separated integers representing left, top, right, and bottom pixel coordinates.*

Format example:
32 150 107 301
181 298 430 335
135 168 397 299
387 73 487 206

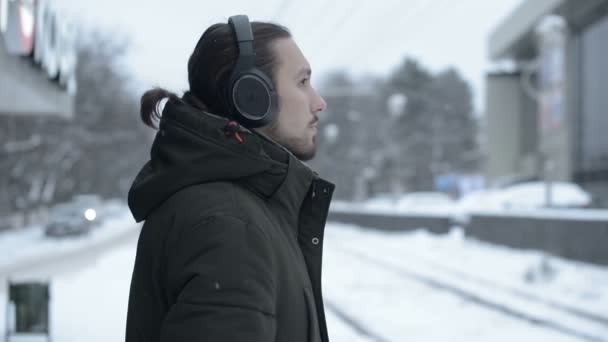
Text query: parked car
44 194 103 238
99 198 128 219
75 194 104 220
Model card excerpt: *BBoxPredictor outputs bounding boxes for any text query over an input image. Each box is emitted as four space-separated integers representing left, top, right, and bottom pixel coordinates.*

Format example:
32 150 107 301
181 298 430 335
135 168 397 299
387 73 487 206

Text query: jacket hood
128 98 312 222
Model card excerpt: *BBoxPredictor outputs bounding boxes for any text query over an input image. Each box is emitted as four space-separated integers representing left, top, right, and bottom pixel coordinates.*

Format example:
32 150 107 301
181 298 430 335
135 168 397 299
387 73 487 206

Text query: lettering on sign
1 0 76 94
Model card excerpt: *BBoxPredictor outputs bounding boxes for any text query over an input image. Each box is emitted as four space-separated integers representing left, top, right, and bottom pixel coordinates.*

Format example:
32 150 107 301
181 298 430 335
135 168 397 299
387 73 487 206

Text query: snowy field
1 217 607 341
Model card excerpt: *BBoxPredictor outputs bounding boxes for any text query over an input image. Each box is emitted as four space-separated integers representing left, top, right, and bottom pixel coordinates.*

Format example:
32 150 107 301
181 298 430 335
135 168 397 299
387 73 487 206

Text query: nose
312 88 327 113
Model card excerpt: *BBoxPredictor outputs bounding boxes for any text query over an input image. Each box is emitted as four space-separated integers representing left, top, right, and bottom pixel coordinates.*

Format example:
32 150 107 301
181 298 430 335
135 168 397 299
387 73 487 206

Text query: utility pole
535 15 567 208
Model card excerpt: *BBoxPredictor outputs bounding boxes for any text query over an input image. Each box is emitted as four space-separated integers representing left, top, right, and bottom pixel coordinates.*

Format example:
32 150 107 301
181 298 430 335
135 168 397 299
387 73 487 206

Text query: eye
299 77 310 86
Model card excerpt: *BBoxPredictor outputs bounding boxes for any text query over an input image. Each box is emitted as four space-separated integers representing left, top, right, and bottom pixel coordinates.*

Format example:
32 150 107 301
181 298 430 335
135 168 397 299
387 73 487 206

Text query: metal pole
544 153 553 207
5 279 10 342
536 16 567 208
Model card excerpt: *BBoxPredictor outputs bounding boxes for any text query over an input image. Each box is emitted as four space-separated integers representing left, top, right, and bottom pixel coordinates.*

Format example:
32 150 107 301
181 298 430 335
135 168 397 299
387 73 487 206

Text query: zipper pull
311 180 316 199
224 121 244 144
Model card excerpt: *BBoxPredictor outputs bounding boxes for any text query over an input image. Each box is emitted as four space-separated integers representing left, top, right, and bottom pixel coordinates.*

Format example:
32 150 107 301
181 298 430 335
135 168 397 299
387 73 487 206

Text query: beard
255 120 317 161
276 133 316 161
262 125 316 161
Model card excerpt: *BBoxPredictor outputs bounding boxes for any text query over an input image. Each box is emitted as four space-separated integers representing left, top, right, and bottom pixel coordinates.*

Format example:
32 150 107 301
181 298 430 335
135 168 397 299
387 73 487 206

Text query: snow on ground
330 200 457 217
331 199 608 223
326 224 608 318
0 208 138 276
49 242 136 342
331 180 603 220
0 239 137 342
1 214 607 341
324 239 582 341
0 222 366 342
323 223 608 341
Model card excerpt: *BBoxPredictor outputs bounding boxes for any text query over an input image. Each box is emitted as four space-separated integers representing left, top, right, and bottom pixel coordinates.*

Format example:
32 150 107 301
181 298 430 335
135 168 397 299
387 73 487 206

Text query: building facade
485 0 608 206
0 0 74 117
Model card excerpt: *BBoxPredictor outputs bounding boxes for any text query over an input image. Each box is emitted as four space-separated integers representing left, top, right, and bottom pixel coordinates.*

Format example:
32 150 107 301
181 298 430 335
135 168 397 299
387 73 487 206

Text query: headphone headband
228 15 255 69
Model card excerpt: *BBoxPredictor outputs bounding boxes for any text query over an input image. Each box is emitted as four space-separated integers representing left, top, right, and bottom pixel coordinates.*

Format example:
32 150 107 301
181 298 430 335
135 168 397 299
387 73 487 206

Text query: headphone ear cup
230 70 277 127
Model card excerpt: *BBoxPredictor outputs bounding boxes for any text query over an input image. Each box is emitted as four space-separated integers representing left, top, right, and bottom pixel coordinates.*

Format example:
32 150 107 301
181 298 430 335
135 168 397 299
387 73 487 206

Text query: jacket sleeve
160 215 277 341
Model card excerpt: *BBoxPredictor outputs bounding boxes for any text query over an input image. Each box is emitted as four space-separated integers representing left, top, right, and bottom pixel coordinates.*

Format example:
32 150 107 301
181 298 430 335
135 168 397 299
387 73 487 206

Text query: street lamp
387 93 407 118
323 123 339 144
386 93 408 195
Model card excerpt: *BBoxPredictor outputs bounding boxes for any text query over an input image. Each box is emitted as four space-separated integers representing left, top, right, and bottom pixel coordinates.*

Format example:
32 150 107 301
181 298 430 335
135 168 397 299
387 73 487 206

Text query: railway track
329 243 608 342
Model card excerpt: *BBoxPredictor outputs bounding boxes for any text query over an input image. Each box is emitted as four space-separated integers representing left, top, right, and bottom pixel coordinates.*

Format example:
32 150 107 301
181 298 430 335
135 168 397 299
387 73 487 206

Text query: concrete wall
484 72 539 186
466 212 608 266
327 211 452 234
327 210 608 266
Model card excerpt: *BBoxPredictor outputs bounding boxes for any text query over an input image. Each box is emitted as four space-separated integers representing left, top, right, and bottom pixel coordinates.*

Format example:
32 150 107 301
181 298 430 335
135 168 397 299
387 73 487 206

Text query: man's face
257 38 327 161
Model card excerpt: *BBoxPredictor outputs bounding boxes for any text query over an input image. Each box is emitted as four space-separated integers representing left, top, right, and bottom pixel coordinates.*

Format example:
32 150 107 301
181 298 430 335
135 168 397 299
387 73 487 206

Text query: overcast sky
57 0 523 113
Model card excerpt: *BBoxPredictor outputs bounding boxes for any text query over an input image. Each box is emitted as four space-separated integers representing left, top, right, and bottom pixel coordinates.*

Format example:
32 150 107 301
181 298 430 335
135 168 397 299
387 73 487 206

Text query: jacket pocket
303 287 322 342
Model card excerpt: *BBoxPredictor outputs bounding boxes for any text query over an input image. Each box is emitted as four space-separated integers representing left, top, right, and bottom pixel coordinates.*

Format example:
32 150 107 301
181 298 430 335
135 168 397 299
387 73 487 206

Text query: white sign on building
1 0 76 94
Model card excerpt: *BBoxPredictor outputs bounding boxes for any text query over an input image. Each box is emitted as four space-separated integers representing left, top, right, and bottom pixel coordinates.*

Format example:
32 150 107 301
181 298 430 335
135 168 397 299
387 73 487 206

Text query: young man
126 15 335 342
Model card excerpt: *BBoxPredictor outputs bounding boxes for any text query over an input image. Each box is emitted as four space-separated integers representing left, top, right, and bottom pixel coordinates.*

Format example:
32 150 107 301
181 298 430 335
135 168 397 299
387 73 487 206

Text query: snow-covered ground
330 199 608 226
323 223 608 341
331 181 605 221
0 209 139 277
1 215 607 341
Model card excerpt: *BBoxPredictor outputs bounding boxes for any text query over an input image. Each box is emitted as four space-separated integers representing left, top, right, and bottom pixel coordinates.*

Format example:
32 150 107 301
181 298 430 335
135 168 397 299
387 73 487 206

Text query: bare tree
0 29 151 228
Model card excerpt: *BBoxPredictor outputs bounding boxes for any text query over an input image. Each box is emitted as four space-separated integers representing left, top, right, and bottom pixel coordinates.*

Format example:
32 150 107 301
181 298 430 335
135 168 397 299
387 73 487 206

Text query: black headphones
226 15 277 128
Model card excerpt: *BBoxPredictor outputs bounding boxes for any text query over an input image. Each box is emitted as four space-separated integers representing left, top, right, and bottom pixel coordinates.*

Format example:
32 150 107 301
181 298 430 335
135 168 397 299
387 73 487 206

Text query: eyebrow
296 67 312 78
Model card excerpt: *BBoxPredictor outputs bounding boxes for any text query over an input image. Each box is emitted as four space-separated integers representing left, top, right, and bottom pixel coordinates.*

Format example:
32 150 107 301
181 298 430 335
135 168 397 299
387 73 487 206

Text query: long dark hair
139 21 291 129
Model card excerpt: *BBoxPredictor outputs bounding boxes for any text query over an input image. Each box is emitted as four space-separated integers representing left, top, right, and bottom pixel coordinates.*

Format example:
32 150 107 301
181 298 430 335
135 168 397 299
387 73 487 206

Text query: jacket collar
128 97 322 222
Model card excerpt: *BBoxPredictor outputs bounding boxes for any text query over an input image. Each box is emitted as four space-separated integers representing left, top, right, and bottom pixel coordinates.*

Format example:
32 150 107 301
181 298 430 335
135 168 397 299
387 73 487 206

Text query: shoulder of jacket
166 181 264 225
